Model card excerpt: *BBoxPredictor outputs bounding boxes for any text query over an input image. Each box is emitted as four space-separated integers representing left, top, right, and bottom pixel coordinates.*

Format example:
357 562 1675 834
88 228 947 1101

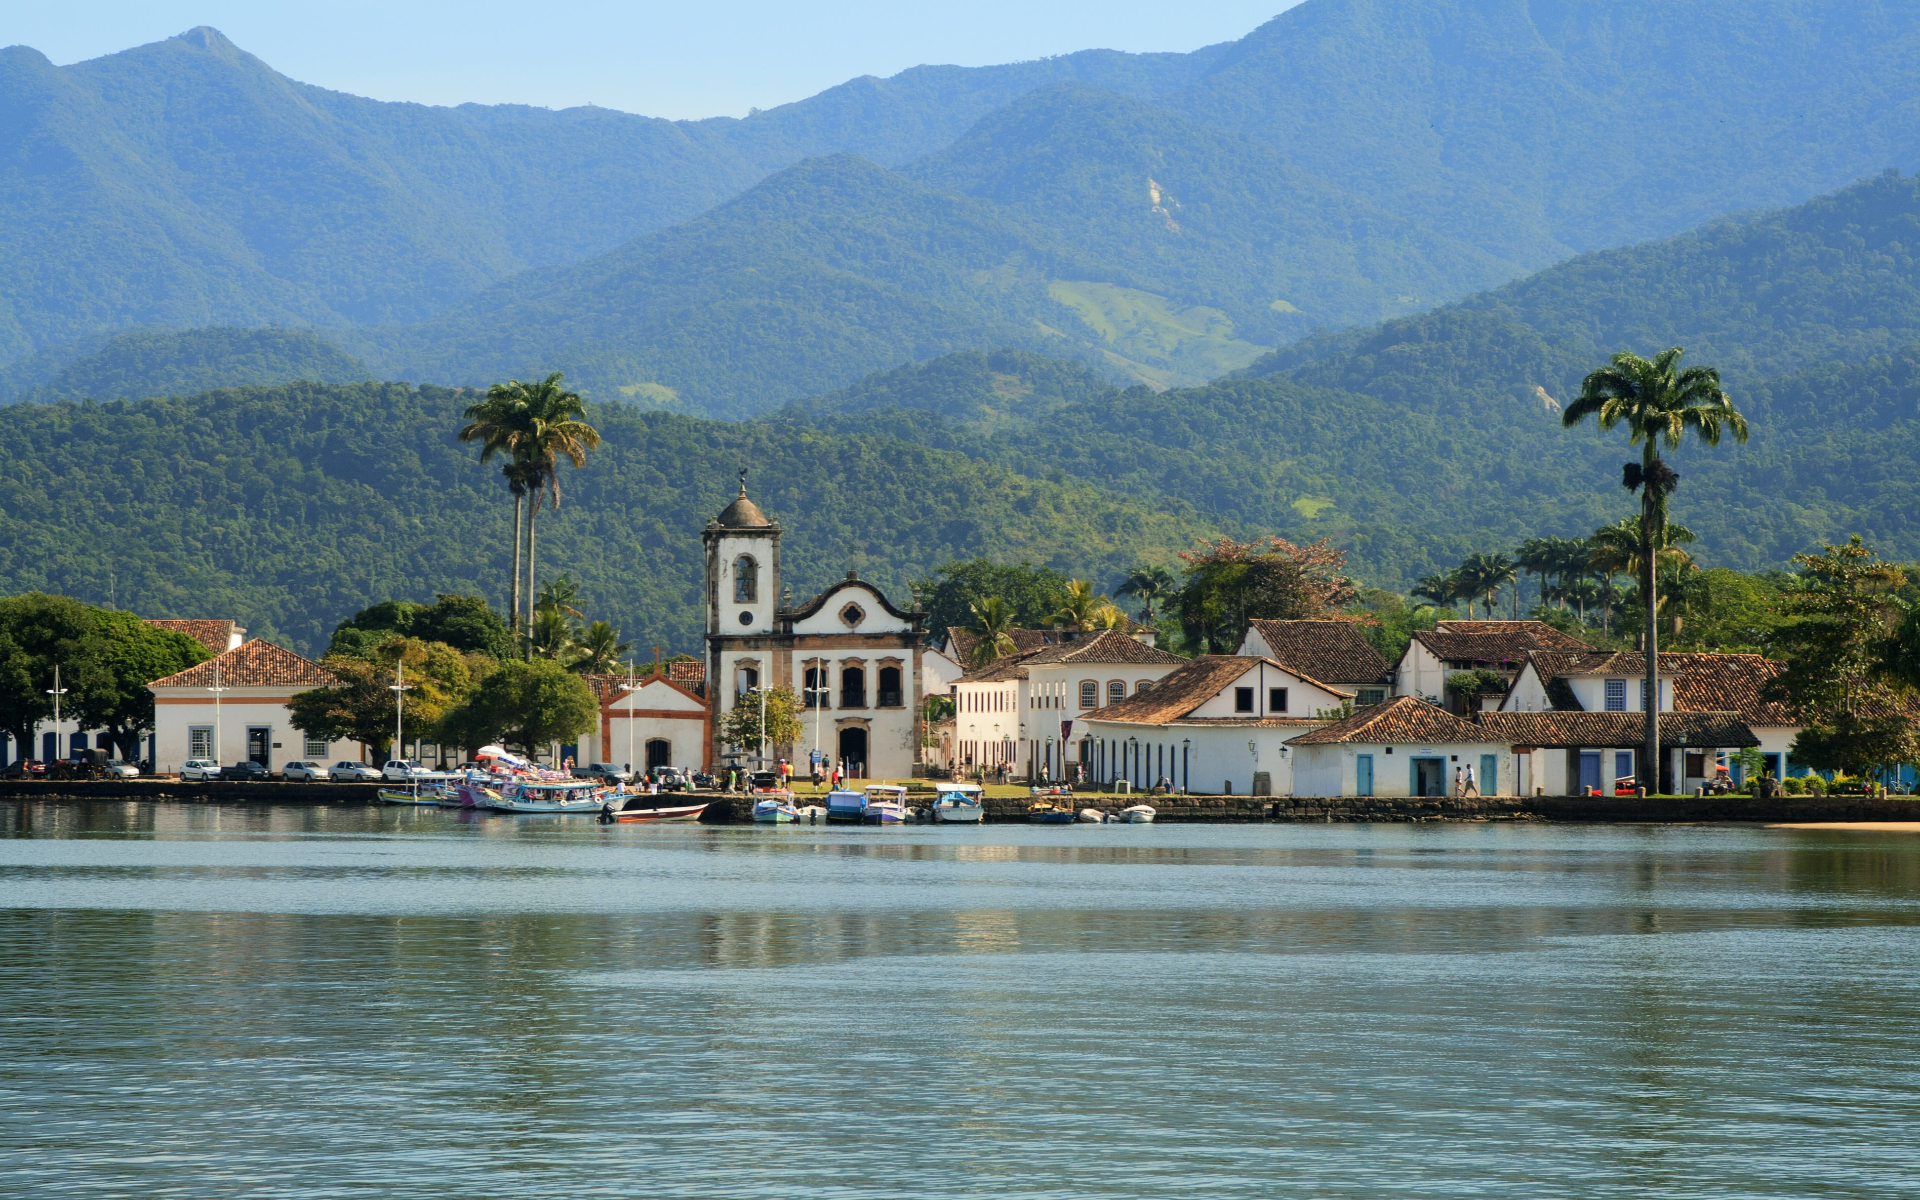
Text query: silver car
281 761 330 782
103 759 140 779
181 758 221 781
330 761 383 783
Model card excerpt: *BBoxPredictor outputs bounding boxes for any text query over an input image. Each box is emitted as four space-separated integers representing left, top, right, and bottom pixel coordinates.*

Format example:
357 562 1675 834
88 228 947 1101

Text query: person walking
1463 763 1479 797
1453 765 1463 797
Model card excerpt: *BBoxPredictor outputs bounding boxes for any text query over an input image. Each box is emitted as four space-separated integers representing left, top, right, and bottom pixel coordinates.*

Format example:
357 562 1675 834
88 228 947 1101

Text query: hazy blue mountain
5 328 368 403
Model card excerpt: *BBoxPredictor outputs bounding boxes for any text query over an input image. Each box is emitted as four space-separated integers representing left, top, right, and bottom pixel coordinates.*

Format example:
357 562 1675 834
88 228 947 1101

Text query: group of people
723 752 864 793
1454 764 1481 797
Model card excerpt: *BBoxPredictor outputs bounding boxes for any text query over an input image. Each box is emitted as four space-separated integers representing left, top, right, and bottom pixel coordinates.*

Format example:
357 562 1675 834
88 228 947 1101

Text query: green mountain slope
0 381 1214 655
4 328 368 403
905 83 1521 341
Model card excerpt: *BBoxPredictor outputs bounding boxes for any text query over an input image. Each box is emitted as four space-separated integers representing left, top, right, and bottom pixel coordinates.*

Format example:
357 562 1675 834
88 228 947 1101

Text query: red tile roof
1245 619 1391 684
1093 655 1353 724
945 619 1145 666
143 619 242 656
1411 620 1592 668
147 640 338 689
1474 710 1759 749
1288 695 1498 745
668 659 706 683
956 629 1186 683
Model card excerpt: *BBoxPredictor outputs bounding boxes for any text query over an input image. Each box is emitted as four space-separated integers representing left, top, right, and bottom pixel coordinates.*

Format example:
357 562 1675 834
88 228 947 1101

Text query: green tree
290 637 478 761
1564 347 1749 791
327 594 513 660
1763 537 1917 778
1051 579 1119 632
717 686 803 761
1456 551 1519 618
917 559 1072 635
964 597 1018 667
1589 516 1695 636
0 594 110 762
1172 535 1358 653
513 374 601 649
527 606 580 663
573 620 631 674
1115 565 1177 626
70 611 211 760
458 385 535 633
440 658 599 760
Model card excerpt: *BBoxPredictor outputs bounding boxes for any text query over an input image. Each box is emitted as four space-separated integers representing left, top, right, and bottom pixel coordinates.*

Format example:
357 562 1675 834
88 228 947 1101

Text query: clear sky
1 1 1303 120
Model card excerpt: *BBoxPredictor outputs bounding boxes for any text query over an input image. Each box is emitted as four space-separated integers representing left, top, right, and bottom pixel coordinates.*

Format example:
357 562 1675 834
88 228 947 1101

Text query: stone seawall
6 782 1918 825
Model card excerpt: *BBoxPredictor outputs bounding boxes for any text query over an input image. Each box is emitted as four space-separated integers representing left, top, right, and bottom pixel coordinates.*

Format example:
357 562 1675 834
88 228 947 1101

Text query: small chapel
702 479 928 778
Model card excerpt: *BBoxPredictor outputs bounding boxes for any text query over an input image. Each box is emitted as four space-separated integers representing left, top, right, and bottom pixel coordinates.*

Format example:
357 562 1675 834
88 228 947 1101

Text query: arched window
841 665 866 709
734 555 758 603
1080 680 1098 708
877 665 902 707
736 664 759 696
804 665 828 708
1108 680 1126 704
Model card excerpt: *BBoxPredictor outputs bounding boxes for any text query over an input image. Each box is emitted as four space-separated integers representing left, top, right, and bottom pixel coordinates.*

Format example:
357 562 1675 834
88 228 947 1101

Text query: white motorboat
1120 804 1156 823
599 794 709 823
752 790 802 823
930 782 985 823
1077 807 1109 823
862 785 911 824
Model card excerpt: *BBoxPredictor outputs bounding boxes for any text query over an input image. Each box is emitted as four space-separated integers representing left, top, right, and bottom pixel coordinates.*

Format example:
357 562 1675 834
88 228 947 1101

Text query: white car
181 758 221 781
103 759 140 779
281 761 330 782
331 761 383 783
382 760 432 782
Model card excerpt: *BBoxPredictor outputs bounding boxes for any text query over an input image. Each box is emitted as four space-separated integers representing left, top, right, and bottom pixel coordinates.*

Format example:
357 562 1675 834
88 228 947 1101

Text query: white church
699 480 930 778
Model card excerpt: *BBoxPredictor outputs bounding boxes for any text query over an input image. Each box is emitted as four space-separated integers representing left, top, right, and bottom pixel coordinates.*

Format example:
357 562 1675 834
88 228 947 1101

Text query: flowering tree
1171 535 1358 653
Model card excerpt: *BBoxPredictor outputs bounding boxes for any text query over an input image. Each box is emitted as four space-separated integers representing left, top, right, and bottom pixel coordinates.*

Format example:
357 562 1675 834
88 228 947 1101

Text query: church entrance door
838 727 868 781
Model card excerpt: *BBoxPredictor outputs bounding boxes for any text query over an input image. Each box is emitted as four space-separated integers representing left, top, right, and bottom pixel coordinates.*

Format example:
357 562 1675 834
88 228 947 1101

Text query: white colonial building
148 639 354 772
702 483 928 779
568 671 712 774
1078 654 1352 794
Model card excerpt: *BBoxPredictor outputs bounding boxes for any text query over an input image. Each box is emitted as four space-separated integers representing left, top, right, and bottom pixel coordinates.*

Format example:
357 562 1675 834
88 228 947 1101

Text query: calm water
2 804 1919 1198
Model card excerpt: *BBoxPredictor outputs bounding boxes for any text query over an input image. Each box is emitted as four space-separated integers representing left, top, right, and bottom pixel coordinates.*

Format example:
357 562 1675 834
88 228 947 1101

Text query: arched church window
735 556 758 603
877 665 902 707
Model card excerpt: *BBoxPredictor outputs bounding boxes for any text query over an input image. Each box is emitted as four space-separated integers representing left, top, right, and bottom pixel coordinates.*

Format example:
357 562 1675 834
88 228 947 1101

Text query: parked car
225 760 270 781
690 771 716 790
654 767 690 792
573 762 631 783
382 760 432 782
281 761 330 782
103 759 140 779
181 758 221 781
3 759 47 780
330 761 383 782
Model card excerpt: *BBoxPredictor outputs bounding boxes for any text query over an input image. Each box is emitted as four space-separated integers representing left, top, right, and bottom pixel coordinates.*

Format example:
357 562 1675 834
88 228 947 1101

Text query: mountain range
5 0 1920 648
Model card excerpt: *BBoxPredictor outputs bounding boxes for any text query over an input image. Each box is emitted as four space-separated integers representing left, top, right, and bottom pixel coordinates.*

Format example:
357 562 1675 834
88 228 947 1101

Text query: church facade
703 484 928 779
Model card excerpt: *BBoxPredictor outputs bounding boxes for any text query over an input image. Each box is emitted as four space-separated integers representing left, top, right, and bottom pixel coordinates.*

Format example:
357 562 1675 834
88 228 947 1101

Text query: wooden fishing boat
930 782 984 823
485 780 606 813
377 784 442 806
598 795 709 823
1026 800 1076 824
861 785 910 824
752 790 802 823
825 789 867 823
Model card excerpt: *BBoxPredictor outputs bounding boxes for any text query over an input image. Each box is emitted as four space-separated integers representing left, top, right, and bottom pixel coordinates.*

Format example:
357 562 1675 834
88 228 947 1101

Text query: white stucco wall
151 692 349 773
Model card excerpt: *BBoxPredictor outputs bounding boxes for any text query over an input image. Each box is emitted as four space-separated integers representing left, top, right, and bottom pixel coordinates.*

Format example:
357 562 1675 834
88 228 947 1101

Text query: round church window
738 611 753 626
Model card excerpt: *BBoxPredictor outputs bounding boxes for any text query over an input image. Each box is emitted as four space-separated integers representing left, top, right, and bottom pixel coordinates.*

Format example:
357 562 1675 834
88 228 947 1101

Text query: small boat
1077 807 1109 823
1120 804 1157 824
825 789 867 823
1027 800 1076 824
795 805 827 822
752 790 803 823
486 780 606 813
930 782 985 823
1030 783 1074 798
862 785 911 824
377 784 441 806
599 795 709 823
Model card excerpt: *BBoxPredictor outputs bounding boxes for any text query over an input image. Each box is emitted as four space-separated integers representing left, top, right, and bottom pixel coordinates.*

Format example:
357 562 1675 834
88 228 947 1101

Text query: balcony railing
840 690 866 709
876 689 903 708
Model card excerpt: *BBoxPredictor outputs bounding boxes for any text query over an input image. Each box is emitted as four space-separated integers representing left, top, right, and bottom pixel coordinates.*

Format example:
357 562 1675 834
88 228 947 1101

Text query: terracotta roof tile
955 629 1185 683
1288 695 1498 745
1474 710 1759 749
143 619 241 656
1093 655 1355 725
1412 620 1592 668
945 619 1143 666
147 640 337 690
1665 653 1795 726
1245 619 1391 684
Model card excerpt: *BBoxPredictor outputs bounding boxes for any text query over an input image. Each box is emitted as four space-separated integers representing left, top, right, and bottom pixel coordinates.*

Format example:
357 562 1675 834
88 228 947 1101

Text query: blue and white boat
752 790 802 823
930 782 984 823
825 789 867 823
861 785 910 824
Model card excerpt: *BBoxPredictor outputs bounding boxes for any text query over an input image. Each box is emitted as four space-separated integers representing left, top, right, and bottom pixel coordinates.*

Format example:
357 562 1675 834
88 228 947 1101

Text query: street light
390 660 413 763
46 666 68 762
208 662 228 765
1182 737 1190 795
619 660 641 782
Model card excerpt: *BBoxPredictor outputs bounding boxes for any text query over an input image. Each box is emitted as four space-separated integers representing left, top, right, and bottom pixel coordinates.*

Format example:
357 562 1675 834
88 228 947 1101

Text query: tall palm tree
513 373 601 651
1051 579 1118 632
1459 552 1519 619
1565 347 1748 791
1413 572 1463 617
459 388 534 632
965 597 1018 667
573 620 631 674
1115 566 1177 626
1590 516 1696 636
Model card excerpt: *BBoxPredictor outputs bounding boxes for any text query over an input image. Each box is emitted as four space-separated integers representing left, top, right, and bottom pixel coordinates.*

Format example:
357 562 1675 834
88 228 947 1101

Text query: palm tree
1515 538 1562 612
537 574 585 622
459 388 534 632
965 597 1018 667
1590 516 1696 636
479 373 600 655
1549 536 1593 613
527 605 578 662
1051 579 1118 632
1413 572 1462 616
1459 552 1519 618
573 620 631 674
1115 566 1176 626
1565 347 1748 792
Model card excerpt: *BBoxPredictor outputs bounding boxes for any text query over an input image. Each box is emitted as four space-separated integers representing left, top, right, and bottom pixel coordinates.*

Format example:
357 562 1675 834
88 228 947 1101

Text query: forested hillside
1 328 368 403
9 1 1920 409
0 382 1215 655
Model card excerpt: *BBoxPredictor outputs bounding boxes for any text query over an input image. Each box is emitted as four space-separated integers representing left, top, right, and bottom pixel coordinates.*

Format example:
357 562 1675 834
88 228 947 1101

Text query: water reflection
1 801 1918 1198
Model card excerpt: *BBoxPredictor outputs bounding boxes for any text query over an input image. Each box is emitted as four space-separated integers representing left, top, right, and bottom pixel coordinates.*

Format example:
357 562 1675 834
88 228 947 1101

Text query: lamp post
389 660 413 763
1181 737 1190 795
209 663 227 766
46 666 67 763
619 660 640 783
1126 735 1138 790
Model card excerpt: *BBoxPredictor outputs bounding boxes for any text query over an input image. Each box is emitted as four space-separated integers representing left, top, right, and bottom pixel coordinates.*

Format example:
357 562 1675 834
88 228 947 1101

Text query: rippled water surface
3 802 1920 1198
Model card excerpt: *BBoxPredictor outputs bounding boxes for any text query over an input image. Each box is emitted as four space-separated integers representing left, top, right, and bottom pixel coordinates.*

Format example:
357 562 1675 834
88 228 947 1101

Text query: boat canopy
864 785 908 800
933 782 983 796
826 790 865 806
